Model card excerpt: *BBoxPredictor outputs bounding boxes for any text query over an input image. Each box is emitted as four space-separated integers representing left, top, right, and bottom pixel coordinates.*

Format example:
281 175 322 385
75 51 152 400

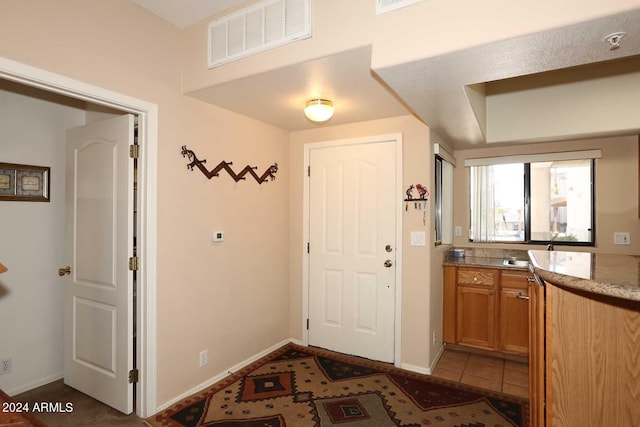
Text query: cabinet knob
473 276 478 281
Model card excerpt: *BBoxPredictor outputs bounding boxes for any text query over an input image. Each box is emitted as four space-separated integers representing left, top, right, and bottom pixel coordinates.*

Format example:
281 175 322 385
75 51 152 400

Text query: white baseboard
6 372 64 396
429 344 446 373
156 338 301 413
400 363 431 376
288 338 305 346
400 344 445 376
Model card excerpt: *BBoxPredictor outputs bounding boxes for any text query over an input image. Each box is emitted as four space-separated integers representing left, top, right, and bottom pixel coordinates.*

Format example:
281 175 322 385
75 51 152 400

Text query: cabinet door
500 288 529 355
443 267 457 343
456 286 496 350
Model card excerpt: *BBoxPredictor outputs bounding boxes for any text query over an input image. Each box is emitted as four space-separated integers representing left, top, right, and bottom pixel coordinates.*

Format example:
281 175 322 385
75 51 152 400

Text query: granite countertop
528 250 640 302
443 247 531 271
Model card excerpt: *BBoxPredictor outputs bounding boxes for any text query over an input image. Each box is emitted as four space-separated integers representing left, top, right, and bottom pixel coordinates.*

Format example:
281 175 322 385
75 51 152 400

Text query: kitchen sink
503 258 530 267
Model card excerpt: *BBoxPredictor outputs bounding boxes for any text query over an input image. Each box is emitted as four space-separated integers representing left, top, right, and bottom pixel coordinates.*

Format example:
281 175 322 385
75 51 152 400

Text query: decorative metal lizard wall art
180 145 278 184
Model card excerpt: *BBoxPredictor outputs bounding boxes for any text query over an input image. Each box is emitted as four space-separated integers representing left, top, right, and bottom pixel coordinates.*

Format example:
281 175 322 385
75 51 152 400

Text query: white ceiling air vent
208 0 311 68
376 0 424 15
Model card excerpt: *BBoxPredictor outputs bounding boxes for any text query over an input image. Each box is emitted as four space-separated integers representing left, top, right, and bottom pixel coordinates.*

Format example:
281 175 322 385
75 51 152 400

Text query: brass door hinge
128 369 139 384
129 144 140 159
129 256 139 271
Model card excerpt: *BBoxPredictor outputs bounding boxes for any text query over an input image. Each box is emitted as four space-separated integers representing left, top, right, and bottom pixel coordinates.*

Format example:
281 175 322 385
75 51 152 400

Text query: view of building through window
470 159 593 244
531 159 592 242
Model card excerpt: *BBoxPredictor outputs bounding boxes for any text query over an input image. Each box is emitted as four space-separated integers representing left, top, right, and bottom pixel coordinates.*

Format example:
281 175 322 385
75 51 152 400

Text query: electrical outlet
614 232 631 245
432 331 437 345
454 226 462 237
0 357 12 375
199 350 208 368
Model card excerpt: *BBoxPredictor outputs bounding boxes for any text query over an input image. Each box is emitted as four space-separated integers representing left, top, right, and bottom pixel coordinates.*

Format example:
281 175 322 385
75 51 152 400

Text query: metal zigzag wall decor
180 145 278 184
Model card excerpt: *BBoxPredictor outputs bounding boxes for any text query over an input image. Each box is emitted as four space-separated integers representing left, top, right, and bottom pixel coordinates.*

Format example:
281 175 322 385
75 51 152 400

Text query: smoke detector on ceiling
603 32 626 50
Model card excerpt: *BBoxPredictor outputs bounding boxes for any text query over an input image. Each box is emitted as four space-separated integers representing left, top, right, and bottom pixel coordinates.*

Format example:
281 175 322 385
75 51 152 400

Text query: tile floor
432 348 529 399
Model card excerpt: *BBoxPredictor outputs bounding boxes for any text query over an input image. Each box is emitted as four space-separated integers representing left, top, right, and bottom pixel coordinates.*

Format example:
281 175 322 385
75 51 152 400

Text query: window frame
435 155 443 245
469 158 596 246
434 153 454 246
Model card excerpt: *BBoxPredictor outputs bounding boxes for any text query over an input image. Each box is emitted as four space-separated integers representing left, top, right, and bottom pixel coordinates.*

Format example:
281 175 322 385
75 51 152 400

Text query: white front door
63 114 135 414
308 140 397 363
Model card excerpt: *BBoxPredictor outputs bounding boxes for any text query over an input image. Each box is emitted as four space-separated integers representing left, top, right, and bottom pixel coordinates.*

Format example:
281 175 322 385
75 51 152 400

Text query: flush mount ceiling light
304 99 334 122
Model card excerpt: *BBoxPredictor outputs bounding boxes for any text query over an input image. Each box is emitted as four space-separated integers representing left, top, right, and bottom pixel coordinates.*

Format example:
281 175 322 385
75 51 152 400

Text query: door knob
385 245 393 253
58 266 71 276
384 260 393 268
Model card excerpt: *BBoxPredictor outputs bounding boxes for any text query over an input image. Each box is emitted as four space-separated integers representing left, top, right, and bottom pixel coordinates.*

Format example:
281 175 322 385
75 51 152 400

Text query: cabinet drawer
457 268 498 287
501 271 530 289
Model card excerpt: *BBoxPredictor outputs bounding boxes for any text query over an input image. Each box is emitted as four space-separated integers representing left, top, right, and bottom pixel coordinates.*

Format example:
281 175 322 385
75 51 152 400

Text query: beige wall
370 0 640 68
485 57 640 143
181 0 640 92
288 115 435 369
0 0 290 407
452 135 640 254
181 0 375 91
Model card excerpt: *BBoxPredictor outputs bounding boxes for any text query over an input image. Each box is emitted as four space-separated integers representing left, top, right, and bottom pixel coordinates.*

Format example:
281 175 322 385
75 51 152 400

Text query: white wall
0 81 86 394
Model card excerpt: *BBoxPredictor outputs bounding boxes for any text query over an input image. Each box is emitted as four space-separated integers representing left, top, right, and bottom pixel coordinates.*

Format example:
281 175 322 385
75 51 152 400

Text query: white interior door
308 140 397 363
63 114 135 414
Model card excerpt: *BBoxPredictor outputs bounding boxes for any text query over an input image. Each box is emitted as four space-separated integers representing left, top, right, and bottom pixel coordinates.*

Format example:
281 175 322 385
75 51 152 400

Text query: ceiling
132 1 640 148
188 46 411 131
375 9 640 148
130 0 248 28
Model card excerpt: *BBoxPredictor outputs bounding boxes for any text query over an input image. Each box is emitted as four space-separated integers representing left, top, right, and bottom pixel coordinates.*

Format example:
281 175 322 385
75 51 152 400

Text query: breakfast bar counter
526 249 640 426
528 250 640 302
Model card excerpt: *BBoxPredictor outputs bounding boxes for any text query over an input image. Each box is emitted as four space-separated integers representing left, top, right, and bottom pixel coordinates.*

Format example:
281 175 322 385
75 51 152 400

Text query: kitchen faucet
547 233 555 251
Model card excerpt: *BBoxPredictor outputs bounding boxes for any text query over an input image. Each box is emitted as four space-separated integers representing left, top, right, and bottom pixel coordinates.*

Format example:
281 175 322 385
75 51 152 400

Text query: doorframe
302 133 403 367
0 56 158 418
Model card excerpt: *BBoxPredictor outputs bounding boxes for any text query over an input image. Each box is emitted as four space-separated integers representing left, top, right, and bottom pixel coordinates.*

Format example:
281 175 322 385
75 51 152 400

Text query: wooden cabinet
529 279 640 426
457 285 496 350
443 265 530 356
499 271 530 354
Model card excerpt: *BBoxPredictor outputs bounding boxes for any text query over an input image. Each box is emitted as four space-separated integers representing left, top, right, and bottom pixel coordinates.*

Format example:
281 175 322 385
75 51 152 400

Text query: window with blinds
466 151 599 245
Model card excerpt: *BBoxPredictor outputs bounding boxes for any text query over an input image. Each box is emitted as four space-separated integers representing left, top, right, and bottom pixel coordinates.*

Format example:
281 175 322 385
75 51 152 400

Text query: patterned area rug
148 344 528 427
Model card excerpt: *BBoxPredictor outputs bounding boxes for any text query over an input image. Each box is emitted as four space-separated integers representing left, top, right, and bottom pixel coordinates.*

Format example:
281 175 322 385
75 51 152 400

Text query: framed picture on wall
0 162 50 202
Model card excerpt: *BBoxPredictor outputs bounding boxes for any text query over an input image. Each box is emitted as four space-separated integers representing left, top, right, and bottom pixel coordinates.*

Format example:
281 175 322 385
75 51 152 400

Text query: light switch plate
410 231 426 246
